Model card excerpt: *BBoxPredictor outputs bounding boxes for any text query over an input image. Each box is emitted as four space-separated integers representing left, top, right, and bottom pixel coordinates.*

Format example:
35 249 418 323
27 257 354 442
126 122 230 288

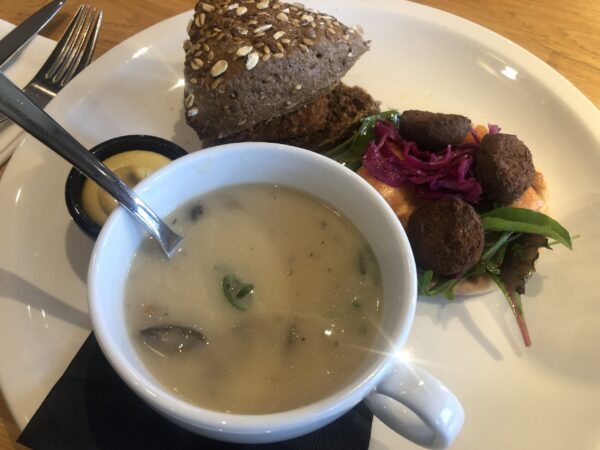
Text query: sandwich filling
324 110 572 347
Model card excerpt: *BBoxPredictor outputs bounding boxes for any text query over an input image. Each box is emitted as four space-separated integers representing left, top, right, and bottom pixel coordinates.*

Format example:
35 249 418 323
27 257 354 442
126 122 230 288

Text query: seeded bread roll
183 0 370 140
205 83 380 151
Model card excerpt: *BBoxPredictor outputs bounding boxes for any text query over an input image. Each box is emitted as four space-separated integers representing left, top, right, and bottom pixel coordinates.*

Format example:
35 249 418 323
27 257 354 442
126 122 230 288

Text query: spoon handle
0 73 182 257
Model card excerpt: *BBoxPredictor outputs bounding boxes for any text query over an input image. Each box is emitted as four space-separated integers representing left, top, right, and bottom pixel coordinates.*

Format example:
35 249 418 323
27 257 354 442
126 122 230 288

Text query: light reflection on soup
125 183 383 414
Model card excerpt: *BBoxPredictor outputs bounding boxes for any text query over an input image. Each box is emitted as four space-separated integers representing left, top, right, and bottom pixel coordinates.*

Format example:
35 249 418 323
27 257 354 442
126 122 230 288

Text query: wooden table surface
0 0 598 448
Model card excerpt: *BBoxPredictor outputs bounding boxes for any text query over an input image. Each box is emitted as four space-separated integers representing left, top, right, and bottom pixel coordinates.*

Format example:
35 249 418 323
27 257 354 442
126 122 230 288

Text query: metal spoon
0 73 182 257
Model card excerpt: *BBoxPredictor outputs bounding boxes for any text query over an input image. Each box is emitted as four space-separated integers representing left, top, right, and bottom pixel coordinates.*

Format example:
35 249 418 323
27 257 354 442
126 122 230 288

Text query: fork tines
44 5 103 87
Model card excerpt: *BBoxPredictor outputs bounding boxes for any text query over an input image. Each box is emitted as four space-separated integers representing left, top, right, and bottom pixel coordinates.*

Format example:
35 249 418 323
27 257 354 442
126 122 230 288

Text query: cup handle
364 359 464 449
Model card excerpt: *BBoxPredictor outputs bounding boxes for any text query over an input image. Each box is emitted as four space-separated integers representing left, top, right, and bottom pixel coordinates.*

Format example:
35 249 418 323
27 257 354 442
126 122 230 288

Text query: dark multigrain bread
208 89 331 145
206 83 380 151
183 0 370 140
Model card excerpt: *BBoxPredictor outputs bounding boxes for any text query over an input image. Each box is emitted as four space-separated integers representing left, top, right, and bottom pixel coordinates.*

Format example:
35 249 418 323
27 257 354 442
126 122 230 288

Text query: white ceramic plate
1 1 599 448
0 20 55 165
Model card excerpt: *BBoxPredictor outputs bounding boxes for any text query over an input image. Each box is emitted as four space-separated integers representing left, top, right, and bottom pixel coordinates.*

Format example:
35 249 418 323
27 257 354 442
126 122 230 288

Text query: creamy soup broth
125 183 383 413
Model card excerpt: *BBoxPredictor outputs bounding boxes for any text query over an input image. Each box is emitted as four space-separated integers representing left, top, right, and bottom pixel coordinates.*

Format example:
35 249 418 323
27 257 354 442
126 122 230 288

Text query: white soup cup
88 142 464 448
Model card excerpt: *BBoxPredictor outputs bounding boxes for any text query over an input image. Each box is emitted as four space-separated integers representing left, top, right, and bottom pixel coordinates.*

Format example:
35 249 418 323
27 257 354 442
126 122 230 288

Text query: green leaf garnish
417 212 575 347
417 269 468 300
481 231 517 261
481 207 572 249
488 272 531 347
418 270 434 295
323 110 400 170
222 273 254 310
548 233 580 247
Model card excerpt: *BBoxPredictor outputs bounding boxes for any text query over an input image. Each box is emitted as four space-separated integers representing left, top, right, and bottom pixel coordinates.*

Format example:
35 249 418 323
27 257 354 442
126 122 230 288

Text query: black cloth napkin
18 333 374 450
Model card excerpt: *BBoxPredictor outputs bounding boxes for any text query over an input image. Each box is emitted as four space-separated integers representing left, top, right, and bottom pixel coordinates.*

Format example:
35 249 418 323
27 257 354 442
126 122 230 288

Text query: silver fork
0 5 102 125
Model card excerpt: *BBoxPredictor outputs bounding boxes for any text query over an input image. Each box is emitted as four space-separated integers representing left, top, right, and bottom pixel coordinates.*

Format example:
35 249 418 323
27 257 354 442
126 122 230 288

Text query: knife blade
0 0 66 67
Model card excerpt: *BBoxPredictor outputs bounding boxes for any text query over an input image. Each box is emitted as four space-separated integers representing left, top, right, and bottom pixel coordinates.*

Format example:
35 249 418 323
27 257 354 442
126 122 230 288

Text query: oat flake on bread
183 0 370 140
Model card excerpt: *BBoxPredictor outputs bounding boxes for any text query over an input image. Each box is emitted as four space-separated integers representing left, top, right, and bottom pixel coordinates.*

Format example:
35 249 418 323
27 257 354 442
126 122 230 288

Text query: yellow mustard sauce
81 150 171 225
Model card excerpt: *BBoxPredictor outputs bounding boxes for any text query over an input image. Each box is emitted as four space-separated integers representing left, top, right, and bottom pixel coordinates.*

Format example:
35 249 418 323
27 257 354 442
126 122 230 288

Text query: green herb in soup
222 273 254 310
125 184 384 414
357 246 379 279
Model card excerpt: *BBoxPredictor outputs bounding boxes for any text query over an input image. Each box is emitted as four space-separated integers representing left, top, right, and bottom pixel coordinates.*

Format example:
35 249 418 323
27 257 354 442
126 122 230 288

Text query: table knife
0 0 65 67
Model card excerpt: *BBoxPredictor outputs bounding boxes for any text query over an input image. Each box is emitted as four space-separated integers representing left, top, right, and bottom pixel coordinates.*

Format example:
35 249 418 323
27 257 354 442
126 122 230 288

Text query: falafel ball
407 198 484 275
398 110 471 151
476 133 535 204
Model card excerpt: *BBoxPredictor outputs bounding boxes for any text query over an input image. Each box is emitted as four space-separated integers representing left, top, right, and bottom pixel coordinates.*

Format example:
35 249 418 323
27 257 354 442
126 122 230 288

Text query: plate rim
0 0 599 440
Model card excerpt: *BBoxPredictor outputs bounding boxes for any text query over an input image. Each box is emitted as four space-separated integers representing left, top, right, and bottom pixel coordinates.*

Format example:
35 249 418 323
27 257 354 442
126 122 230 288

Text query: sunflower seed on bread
183 0 370 140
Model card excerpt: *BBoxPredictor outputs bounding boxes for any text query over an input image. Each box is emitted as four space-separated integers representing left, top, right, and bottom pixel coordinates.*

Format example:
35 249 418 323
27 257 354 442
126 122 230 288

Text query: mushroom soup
125 183 383 413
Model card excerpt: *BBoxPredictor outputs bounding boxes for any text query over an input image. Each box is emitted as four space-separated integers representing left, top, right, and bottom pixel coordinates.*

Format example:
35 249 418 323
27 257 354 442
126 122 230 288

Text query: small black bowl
65 135 188 240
